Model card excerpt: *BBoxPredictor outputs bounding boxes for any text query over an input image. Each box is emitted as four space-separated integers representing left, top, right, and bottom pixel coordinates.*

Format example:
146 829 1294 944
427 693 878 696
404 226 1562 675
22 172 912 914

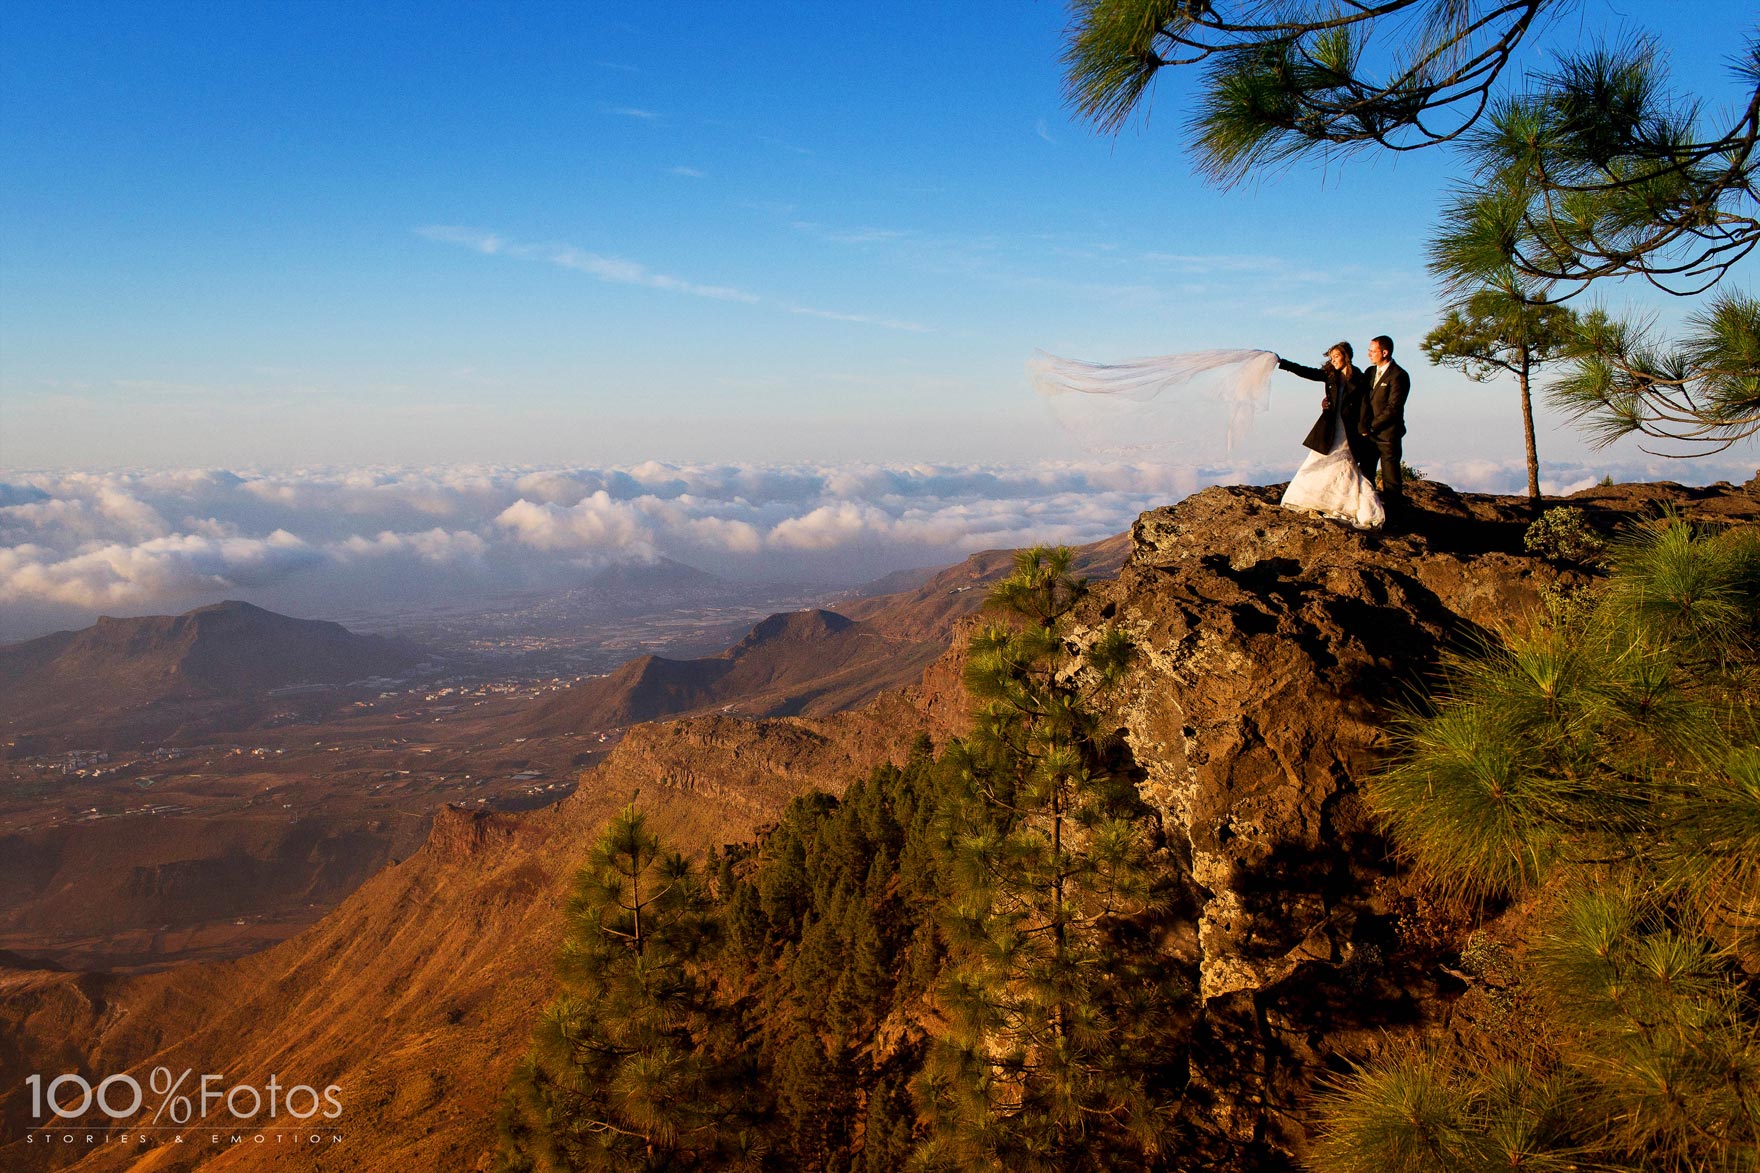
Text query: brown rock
1066 479 1758 1166
3 478 1752 1172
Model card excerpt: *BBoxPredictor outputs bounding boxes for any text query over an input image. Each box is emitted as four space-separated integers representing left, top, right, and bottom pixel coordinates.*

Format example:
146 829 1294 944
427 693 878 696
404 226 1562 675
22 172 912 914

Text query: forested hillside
497 479 1760 1172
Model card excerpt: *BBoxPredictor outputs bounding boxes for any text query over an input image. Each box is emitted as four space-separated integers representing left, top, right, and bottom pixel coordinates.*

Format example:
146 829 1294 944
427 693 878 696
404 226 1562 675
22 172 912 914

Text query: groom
1355 335 1411 519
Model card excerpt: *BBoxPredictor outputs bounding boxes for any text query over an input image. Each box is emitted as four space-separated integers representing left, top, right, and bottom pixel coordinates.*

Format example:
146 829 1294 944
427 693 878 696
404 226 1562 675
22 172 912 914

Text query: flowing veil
1028 346 1383 528
1026 349 1279 458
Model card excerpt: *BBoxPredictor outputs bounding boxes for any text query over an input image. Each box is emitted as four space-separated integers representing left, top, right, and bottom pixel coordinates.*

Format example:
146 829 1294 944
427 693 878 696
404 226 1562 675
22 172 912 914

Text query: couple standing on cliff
1275 335 1410 532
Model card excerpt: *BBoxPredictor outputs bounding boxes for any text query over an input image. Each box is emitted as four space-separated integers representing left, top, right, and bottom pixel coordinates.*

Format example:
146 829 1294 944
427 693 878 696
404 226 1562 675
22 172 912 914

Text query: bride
1274 342 1384 530
1022 344 1377 529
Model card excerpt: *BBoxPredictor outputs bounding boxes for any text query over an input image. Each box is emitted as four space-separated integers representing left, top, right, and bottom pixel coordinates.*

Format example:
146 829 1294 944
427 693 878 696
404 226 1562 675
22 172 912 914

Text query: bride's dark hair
1328 340 1354 364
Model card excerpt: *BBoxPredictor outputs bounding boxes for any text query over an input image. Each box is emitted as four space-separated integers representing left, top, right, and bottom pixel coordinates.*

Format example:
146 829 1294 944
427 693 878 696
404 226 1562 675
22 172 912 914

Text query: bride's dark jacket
1277 357 1368 453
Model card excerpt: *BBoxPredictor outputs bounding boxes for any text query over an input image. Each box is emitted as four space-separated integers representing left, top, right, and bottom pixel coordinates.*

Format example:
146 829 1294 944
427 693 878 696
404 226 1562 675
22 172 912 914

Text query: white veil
1026 348 1278 458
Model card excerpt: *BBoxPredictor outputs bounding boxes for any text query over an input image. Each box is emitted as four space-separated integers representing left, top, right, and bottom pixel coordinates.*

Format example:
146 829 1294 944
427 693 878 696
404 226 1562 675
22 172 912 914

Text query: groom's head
1368 336 1393 366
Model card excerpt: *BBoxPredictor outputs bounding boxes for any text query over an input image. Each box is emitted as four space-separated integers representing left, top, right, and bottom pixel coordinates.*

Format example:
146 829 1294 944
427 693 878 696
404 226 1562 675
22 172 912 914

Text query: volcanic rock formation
0 601 423 739
1 478 1753 1171
513 534 1130 735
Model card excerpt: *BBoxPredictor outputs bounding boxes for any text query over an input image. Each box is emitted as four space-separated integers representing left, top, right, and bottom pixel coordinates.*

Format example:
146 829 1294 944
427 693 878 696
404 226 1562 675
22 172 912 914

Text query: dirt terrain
0 537 1126 972
6 482 1751 1170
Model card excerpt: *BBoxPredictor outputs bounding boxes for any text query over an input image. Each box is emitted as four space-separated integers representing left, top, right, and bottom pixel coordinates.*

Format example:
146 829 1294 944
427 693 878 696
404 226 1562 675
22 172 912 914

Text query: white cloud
0 462 1179 636
4 457 1750 641
419 224 940 329
790 221 908 246
494 492 655 554
785 304 929 333
0 530 320 610
415 225 506 254
418 225 760 304
768 502 895 550
680 515 763 553
512 470 591 505
335 528 489 564
546 245 760 302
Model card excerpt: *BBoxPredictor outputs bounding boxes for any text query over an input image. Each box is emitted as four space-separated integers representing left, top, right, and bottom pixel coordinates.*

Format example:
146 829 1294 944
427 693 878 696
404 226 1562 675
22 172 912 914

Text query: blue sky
3 1 1758 471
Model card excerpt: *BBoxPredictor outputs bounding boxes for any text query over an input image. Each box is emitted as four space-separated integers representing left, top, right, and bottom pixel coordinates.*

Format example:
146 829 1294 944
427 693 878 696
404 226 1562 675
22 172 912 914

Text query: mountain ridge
0 601 424 737
511 533 1131 736
6 481 1754 1169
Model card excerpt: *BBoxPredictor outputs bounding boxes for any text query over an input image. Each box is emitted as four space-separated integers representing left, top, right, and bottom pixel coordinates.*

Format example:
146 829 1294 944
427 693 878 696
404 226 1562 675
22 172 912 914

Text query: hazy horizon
5 448 1756 643
4 2 1758 641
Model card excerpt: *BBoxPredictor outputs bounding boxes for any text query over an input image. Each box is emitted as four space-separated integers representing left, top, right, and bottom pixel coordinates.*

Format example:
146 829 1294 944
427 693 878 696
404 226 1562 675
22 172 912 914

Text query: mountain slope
0 601 423 735
0 699 930 1172
513 607 932 735
6 481 1753 1170
514 533 1132 737
840 531 1131 641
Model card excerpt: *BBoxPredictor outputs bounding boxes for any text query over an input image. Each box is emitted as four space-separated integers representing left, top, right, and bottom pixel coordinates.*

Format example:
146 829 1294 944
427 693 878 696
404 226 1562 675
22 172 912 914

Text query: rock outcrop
1 476 1753 1172
1066 478 1760 1165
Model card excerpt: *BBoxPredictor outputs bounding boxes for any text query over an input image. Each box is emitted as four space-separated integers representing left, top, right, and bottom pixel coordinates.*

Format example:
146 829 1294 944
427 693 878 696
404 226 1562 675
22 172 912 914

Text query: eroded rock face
1068 478 1759 1166
1102 482 1549 1003
4 477 1751 1173
593 686 967 829
426 805 522 861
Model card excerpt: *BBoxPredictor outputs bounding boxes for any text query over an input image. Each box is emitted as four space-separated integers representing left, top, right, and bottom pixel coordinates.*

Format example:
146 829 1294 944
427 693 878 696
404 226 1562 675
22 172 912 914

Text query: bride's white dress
1280 418 1384 529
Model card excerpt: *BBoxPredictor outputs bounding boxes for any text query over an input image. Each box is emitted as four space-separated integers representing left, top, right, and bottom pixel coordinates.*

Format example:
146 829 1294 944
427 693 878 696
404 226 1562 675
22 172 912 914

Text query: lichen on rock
1061 477 1759 1166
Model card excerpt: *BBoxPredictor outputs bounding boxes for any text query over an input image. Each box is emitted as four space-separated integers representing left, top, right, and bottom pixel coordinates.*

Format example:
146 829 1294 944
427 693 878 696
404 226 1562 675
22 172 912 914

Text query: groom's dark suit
1356 360 1411 509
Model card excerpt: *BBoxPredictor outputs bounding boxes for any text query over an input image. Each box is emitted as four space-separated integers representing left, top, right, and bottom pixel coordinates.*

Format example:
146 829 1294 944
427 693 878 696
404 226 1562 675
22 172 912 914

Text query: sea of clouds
2 456 1752 642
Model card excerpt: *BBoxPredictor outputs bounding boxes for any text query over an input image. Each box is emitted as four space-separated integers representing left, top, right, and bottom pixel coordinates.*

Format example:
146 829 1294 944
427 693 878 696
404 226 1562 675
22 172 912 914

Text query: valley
0 540 1126 974
0 695 609 971
0 481 1752 1171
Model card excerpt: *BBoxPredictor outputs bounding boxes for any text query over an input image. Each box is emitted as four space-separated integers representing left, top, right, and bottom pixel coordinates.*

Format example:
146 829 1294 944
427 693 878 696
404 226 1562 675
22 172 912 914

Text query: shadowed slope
0 602 422 736
5 481 1752 1170
515 534 1132 737
514 608 939 735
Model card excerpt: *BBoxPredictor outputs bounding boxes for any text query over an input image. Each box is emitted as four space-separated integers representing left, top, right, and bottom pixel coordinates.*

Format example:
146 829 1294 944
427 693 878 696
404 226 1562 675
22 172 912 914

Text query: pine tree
704 751 953 1170
1420 282 1578 503
915 547 1186 1172
1062 6 1760 452
496 805 752 1172
1316 518 1760 1172
1061 0 1556 179
860 1068 919 1173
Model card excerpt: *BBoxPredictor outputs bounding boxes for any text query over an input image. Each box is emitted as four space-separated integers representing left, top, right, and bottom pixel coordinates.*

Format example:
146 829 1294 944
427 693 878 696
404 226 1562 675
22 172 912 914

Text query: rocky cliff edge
3 476 1755 1172
1067 477 1759 1161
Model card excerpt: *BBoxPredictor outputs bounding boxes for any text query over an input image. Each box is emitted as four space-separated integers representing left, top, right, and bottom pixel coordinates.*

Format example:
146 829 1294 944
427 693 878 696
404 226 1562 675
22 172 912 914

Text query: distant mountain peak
189 599 272 616
736 609 855 650
587 556 721 588
0 601 424 736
